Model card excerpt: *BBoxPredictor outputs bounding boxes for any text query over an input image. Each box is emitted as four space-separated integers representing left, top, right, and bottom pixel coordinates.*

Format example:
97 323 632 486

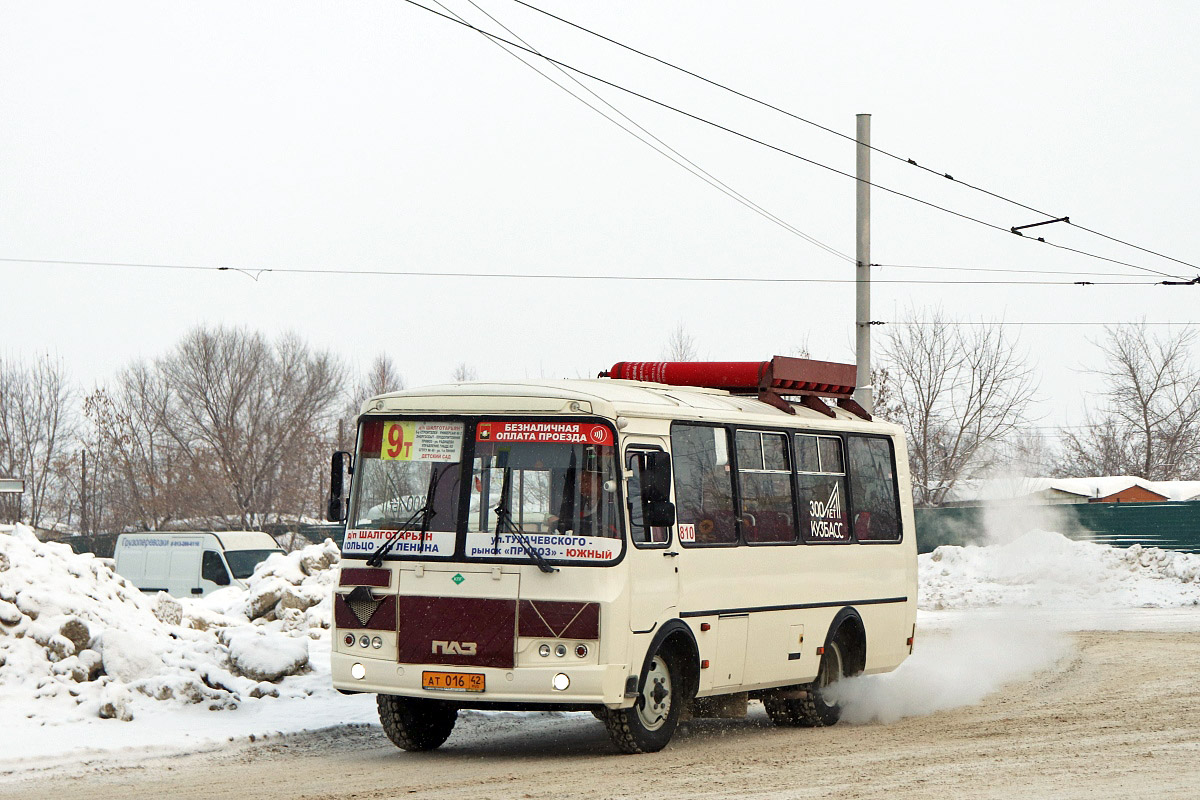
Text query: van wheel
377 695 458 751
764 639 845 728
601 650 683 753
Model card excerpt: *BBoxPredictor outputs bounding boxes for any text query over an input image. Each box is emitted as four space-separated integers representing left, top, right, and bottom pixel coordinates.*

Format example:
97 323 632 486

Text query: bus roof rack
599 357 871 420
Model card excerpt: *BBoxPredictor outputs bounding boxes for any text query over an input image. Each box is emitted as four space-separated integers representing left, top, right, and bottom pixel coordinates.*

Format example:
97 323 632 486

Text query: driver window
626 449 669 546
201 551 231 586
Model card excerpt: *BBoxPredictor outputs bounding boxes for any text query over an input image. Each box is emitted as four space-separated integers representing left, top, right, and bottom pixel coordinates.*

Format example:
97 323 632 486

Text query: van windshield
225 549 282 580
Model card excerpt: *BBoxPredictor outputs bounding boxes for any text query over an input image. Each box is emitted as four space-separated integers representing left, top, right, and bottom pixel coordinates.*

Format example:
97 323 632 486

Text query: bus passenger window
626 450 669 545
736 431 796 543
848 436 901 541
671 424 736 545
796 434 850 543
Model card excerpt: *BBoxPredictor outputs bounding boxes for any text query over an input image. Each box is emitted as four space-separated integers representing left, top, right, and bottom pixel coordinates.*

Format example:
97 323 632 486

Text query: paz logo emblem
452 573 465 585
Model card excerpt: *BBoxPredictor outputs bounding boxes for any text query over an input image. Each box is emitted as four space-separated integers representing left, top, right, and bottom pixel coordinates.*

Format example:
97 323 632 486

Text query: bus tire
377 694 458 751
764 639 845 728
601 648 684 754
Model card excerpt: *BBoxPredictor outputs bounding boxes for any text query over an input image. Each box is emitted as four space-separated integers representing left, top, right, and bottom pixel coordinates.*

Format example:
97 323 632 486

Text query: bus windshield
465 421 622 565
342 417 621 565
344 419 465 559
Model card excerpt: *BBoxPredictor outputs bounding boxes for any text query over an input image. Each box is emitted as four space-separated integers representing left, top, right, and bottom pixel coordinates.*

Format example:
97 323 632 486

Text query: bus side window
626 450 669 545
671 424 736 545
795 434 851 543
202 551 231 586
735 430 796 543
848 436 901 541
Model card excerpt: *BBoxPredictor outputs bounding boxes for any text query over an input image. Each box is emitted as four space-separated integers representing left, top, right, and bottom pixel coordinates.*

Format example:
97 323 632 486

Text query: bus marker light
816 647 825 655
575 644 588 658
700 623 711 632
344 634 355 647
701 660 710 669
351 663 366 680
552 673 570 691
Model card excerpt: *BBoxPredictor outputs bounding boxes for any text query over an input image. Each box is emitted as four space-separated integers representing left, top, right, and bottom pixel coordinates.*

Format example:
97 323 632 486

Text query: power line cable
873 262 1142 278
0 256 1169 286
510 0 1200 276
435 0 851 262
399 0 1187 281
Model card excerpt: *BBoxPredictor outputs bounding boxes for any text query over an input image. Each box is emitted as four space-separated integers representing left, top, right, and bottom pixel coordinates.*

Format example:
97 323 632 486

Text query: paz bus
326 357 917 754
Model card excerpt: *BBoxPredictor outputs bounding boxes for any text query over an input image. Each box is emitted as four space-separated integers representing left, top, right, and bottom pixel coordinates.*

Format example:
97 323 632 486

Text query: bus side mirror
638 452 675 527
327 451 351 522
640 451 673 503
645 499 675 527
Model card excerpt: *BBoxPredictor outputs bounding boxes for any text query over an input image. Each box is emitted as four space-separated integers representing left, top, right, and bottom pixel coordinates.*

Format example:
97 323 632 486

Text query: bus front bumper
331 651 632 706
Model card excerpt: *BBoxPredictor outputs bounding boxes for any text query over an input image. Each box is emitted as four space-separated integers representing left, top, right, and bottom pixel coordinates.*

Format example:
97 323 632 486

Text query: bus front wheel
377 695 458 751
601 649 684 753
764 639 845 728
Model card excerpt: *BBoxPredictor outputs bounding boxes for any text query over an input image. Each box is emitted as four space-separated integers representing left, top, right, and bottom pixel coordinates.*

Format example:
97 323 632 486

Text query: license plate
422 671 485 693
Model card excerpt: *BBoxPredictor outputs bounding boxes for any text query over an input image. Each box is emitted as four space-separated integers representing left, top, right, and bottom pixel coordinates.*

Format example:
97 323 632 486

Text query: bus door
623 441 678 632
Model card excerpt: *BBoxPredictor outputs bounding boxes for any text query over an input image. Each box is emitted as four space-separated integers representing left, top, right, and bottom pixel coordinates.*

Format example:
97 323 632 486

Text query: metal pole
854 113 873 412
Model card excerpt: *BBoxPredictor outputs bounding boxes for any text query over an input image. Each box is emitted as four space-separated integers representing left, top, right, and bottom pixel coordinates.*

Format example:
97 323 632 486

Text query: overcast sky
2 0 1197 437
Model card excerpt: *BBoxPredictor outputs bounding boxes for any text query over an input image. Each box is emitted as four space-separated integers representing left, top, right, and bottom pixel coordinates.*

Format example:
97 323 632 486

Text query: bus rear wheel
601 650 683 754
377 695 458 751
764 639 845 728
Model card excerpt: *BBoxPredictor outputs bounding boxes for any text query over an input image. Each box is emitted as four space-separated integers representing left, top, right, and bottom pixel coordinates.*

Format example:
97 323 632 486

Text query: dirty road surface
3 631 1198 800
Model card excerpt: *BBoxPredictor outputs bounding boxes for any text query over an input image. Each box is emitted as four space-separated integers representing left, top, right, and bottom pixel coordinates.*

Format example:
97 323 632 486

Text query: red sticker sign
477 421 613 445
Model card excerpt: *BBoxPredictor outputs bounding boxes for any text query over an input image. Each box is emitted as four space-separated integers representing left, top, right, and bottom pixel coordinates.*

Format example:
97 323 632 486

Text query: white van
113 531 284 597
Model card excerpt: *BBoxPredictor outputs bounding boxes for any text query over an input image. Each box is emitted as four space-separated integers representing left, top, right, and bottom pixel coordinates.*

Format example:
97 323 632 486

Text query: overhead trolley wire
510 0 1200 277
0 256 1169 286
400 0 1186 282
436 0 852 262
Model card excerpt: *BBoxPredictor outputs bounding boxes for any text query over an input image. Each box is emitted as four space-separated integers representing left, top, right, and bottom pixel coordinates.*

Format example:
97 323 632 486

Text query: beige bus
327 358 917 754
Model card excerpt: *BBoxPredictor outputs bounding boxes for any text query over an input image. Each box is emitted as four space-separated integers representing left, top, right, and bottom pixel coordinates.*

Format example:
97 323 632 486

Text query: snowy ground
1 523 1197 775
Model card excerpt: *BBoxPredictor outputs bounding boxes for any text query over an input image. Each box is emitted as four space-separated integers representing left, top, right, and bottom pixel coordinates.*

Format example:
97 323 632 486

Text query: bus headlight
552 673 570 691
554 644 567 657
539 644 551 658
351 663 366 680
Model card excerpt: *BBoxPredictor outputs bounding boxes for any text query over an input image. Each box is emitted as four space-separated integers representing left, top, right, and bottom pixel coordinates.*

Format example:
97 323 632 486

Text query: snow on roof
944 476 1200 504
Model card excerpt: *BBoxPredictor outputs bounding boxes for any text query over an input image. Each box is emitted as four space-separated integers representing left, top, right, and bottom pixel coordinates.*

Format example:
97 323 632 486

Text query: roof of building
944 476 1200 504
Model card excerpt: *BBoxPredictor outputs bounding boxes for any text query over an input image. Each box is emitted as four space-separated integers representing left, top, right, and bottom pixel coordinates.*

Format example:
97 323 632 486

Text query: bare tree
880 309 1037 506
336 354 405 451
1056 323 1200 479
0 355 75 528
662 323 698 361
155 326 346 528
84 363 185 531
451 362 478 382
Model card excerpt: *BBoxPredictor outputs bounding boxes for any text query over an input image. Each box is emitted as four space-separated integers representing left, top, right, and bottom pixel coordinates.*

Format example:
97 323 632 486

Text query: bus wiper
494 468 558 574
365 468 441 566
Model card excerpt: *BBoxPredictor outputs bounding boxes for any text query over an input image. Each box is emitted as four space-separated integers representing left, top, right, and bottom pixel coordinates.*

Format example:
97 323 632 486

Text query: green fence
915 501 1200 554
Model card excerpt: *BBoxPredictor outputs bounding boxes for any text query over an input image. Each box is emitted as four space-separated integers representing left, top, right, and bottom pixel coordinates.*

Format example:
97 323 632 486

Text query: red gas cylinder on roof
599 357 867 418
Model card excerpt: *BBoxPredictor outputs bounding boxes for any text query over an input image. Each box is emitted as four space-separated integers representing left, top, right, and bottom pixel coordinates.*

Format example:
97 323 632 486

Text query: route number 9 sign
379 421 464 463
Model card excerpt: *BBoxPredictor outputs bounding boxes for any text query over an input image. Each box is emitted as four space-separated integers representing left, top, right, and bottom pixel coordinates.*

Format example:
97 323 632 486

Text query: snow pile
920 529 1200 610
0 525 339 726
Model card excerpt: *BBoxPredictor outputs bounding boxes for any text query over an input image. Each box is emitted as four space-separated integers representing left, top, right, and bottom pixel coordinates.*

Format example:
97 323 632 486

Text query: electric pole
854 113 873 413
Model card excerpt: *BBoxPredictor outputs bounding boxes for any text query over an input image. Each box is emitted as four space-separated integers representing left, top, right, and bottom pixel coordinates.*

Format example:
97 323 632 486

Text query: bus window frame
670 421 740 549
733 427 799 546
844 432 905 545
624 444 673 549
